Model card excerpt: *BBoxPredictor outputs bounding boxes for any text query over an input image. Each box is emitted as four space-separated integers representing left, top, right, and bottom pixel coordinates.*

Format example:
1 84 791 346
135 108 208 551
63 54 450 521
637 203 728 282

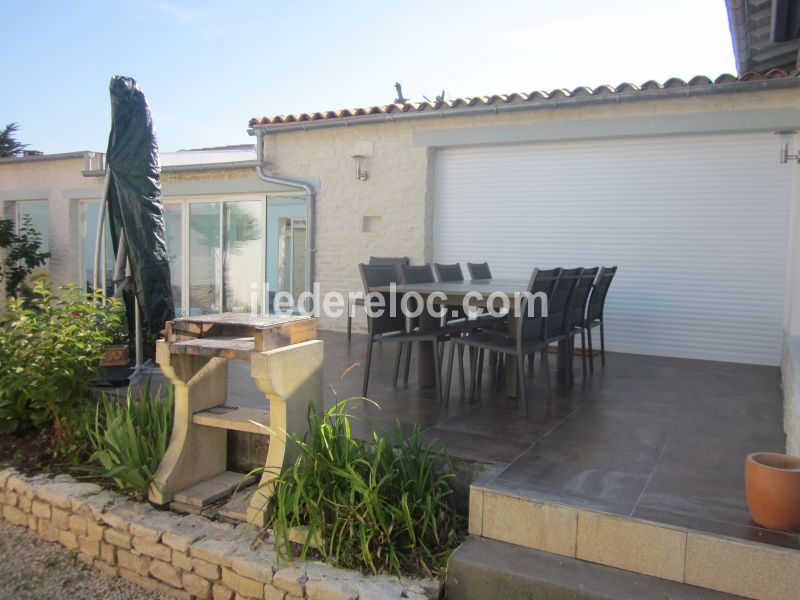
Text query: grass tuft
263 396 464 578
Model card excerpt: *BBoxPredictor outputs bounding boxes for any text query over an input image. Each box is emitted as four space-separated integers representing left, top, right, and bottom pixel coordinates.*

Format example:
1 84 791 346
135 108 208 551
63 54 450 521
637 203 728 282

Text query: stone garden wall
0 469 437 600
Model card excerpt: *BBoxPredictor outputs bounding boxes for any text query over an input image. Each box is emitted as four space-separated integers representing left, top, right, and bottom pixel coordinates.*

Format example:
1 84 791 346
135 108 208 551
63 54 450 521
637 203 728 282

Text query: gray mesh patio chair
565 267 599 383
584 266 617 372
444 268 561 415
435 261 502 391
434 263 464 282
359 263 446 403
467 262 492 280
347 256 409 341
398 263 448 384
434 262 470 390
542 268 582 388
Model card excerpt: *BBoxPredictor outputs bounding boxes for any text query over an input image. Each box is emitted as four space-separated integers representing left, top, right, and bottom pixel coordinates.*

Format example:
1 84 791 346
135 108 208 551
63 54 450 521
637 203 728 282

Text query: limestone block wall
0 469 436 600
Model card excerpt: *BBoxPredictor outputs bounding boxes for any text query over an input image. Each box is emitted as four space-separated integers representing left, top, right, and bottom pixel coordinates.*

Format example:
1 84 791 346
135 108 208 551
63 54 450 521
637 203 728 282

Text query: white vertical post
92 171 111 301
134 295 144 371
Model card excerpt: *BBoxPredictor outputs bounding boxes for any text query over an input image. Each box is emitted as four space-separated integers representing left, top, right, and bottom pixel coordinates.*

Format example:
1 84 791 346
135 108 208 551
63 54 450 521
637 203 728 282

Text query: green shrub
0 283 123 448
265 399 463 578
83 379 174 499
107 303 130 346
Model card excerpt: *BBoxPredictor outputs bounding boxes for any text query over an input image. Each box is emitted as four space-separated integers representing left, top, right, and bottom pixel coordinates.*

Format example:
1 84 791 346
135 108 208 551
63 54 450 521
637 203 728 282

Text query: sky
3 0 736 154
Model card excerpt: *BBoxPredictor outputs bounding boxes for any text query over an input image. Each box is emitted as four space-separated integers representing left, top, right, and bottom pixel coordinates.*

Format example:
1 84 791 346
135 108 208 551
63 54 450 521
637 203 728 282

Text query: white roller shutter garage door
433 133 791 365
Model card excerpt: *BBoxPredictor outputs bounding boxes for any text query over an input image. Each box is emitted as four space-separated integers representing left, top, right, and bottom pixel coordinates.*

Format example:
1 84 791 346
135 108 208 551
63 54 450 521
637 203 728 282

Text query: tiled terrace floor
228 330 796 551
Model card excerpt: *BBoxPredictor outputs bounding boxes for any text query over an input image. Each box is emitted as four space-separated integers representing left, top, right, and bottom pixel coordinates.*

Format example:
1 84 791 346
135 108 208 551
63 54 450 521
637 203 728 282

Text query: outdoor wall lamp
351 154 369 181
777 130 800 164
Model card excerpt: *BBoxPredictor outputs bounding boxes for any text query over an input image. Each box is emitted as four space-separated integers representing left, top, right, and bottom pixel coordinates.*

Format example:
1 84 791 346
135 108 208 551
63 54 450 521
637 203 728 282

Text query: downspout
253 128 316 309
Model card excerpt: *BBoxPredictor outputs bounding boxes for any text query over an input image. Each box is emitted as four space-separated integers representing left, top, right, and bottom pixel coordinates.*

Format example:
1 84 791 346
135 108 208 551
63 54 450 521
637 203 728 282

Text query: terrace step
470 484 800 600
446 536 745 600
192 405 270 435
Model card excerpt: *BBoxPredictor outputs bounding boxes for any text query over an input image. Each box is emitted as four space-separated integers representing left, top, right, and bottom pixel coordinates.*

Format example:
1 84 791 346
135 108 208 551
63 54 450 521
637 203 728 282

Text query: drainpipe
253 129 316 308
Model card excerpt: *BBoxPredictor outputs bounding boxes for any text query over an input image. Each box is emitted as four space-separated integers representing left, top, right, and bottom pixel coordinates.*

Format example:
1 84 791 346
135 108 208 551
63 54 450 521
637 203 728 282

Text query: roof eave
726 0 753 75
0 151 96 165
248 75 800 135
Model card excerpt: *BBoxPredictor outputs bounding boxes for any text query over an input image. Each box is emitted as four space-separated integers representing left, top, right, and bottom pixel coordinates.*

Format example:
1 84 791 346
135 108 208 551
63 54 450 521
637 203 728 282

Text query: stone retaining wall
0 469 437 600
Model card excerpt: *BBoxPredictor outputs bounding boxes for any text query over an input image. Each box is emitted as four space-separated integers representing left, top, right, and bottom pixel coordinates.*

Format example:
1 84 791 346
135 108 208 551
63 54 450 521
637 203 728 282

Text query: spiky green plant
82 379 173 499
262 398 464 578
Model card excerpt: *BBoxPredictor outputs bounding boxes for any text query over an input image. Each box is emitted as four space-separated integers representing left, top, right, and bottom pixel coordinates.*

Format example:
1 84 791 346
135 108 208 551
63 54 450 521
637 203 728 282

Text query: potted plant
745 452 800 531
100 305 130 367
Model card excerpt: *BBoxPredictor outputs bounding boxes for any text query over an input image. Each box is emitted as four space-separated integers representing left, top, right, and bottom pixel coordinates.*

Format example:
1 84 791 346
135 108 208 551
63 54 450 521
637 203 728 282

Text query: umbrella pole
92 170 111 299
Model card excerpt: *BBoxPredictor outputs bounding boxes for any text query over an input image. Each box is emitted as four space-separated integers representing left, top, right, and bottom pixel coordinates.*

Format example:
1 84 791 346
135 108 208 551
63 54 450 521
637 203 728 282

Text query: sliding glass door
223 200 263 313
81 195 307 316
188 202 221 315
162 204 184 316
266 196 308 313
80 201 115 296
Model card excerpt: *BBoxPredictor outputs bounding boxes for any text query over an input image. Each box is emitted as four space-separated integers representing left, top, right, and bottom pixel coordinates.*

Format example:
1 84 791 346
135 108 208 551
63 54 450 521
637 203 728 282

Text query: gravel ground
0 520 171 600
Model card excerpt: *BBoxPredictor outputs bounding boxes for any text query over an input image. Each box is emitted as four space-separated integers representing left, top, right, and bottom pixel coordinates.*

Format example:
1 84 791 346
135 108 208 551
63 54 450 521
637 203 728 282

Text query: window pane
291 219 307 300
81 202 114 295
266 196 307 313
163 204 183 316
17 202 49 285
189 202 221 315
223 200 263 313
17 202 49 255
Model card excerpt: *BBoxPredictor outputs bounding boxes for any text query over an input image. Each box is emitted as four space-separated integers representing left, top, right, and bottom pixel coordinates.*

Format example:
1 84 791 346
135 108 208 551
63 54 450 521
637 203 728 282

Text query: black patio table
371 278 543 398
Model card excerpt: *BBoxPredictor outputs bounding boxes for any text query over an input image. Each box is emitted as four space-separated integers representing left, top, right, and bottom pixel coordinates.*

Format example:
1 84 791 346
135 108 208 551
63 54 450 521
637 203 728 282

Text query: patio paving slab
221 330 792 552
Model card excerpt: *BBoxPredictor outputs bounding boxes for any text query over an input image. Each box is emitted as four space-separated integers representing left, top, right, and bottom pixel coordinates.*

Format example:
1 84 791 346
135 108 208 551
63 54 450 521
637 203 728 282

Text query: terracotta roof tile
249 70 799 128
662 77 687 88
640 80 663 91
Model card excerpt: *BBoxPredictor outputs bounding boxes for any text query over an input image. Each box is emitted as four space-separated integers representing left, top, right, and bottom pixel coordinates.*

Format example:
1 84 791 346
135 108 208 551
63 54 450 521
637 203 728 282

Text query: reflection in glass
162 204 183 317
223 201 263 313
278 218 307 301
17 202 49 255
266 196 307 314
17 201 50 286
81 202 114 296
189 202 221 315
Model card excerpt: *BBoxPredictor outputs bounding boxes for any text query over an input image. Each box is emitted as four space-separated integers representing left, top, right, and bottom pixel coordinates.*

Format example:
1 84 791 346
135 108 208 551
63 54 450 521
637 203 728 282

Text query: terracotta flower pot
745 452 800 531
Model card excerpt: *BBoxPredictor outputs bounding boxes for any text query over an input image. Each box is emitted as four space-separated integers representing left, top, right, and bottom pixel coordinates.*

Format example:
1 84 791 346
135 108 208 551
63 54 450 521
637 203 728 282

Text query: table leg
557 339 569 370
418 310 438 388
506 313 519 398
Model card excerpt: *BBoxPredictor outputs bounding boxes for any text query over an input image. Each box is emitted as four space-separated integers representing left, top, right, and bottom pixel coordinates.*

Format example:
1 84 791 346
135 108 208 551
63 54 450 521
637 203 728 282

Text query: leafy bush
0 283 123 445
265 399 463 578
83 379 173 499
107 303 130 346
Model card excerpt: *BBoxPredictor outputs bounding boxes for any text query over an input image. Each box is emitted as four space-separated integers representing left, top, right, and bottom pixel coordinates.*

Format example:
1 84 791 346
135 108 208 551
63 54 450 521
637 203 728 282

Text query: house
243 1 800 457
0 145 313 317
3 2 800 457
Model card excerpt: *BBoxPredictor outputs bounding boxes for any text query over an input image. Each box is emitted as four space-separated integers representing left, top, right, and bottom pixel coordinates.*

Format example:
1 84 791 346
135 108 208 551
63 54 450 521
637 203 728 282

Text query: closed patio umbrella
94 75 174 378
